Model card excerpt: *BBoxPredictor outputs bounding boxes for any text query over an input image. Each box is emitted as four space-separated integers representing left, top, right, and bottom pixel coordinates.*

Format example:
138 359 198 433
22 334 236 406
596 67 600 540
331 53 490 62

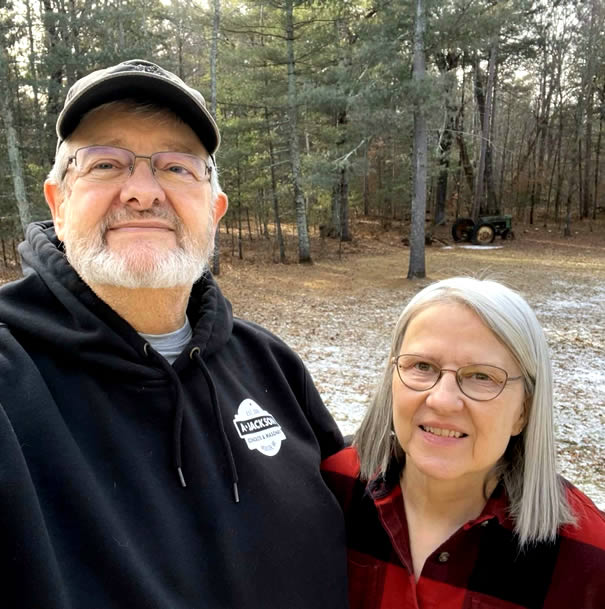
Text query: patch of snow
225 250 605 510
279 285 605 510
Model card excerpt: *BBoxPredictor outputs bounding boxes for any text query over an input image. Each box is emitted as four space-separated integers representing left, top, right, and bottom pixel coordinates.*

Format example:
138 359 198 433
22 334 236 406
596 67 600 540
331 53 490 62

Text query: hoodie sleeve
0 402 68 608
302 365 344 459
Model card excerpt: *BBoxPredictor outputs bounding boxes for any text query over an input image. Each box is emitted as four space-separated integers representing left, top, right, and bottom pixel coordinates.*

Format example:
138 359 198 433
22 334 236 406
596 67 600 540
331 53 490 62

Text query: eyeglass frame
61 145 214 185
391 354 524 401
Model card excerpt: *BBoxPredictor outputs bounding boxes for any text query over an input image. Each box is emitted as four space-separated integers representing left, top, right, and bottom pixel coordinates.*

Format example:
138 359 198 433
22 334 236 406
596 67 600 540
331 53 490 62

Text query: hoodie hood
0 220 233 378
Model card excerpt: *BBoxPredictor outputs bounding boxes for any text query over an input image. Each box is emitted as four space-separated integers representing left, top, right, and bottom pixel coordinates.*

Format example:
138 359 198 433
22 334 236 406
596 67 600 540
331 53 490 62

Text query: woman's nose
425 369 465 410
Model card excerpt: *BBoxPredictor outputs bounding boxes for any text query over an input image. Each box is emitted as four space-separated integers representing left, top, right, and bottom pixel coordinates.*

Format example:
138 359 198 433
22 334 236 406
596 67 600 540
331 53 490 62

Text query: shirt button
438 552 450 563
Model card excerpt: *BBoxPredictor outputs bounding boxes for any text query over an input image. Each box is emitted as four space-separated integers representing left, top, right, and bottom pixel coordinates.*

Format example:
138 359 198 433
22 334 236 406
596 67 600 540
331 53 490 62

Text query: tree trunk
471 44 497 221
285 0 311 263
455 64 474 206
553 107 567 225
376 153 384 214
434 51 459 226
534 36 553 224
581 0 599 219
210 0 221 275
498 99 512 207
264 106 286 263
210 0 220 119
330 107 351 241
362 136 371 216
237 155 243 260
25 0 40 114
42 0 65 163
407 0 427 280
0 49 32 233
582 86 594 218
546 105 563 222
330 182 340 237
333 17 354 242
340 166 351 241
485 60 499 214
577 134 584 218
246 207 252 240
66 0 81 84
593 88 603 220
528 145 536 224
564 95 583 237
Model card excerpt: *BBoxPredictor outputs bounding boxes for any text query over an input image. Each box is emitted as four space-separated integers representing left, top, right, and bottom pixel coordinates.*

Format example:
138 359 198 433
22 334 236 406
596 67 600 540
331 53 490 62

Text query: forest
1 0 603 274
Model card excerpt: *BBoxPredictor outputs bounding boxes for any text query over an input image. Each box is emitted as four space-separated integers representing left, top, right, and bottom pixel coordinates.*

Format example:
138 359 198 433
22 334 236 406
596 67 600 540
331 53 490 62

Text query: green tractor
451 215 514 245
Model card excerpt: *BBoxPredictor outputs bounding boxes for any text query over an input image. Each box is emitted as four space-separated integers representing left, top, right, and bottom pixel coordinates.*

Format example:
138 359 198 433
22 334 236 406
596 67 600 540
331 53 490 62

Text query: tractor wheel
472 223 496 245
452 218 474 242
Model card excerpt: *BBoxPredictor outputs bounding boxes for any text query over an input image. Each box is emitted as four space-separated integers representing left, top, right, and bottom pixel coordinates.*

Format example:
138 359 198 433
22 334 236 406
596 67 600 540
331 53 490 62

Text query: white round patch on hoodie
233 399 286 456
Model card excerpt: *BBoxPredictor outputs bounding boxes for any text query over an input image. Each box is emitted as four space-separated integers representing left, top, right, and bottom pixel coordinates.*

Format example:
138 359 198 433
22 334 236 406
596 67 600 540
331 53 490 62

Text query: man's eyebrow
156 141 199 153
90 139 200 154
92 138 125 148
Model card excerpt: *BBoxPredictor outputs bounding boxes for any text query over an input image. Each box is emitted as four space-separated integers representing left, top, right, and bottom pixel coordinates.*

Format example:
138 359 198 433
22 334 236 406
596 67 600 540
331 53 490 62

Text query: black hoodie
0 221 348 609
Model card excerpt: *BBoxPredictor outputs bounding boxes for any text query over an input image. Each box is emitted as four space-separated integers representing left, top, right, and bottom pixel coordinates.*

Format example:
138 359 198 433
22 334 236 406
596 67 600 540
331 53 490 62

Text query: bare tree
594 84 604 220
434 50 460 226
264 106 286 263
407 0 427 280
471 43 497 221
581 0 599 219
0 48 32 233
210 0 222 275
285 0 312 263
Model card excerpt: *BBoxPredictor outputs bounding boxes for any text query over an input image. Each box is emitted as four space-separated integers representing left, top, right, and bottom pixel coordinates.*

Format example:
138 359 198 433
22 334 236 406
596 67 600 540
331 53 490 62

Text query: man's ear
213 192 228 227
44 180 66 241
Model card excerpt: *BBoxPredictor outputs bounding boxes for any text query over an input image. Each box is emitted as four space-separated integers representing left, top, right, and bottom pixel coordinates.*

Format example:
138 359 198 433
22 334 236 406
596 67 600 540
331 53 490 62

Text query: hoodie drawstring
145 343 187 488
190 347 240 504
143 343 240 503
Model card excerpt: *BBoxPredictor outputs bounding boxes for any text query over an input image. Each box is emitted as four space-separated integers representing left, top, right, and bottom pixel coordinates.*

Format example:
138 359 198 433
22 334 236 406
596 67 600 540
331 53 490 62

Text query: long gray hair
354 276 574 546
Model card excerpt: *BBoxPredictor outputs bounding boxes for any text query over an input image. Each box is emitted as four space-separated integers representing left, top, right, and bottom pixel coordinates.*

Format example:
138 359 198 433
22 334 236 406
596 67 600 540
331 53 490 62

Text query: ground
216 217 605 509
1 216 603 508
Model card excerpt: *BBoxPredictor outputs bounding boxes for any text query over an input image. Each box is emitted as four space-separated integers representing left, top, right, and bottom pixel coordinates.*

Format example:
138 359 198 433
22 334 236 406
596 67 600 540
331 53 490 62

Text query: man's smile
108 221 175 232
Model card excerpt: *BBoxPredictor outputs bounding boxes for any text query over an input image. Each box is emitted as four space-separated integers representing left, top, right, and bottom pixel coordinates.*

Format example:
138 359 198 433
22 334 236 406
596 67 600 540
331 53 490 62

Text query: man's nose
119 157 166 209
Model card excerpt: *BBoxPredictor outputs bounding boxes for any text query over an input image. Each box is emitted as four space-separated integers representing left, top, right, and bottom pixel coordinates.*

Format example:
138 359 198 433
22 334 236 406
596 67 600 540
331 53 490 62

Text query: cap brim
57 72 220 154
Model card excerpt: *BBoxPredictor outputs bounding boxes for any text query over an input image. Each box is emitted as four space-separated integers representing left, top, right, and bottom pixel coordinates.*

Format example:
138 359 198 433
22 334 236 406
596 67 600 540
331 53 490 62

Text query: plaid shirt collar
366 459 513 530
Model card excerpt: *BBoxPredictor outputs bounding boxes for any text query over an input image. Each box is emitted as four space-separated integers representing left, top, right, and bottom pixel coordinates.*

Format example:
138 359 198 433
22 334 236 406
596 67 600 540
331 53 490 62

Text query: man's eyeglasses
64 145 212 188
392 354 523 401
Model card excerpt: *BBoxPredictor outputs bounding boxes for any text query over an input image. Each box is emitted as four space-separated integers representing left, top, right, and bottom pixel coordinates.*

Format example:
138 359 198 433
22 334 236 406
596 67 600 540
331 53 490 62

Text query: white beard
62 205 215 289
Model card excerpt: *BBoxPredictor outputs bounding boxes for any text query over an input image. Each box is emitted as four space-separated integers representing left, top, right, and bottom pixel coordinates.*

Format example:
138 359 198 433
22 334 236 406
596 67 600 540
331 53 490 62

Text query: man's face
45 106 227 289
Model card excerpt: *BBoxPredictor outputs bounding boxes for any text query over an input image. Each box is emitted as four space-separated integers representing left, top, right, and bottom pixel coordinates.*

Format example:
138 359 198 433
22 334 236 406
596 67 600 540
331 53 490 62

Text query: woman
323 277 604 609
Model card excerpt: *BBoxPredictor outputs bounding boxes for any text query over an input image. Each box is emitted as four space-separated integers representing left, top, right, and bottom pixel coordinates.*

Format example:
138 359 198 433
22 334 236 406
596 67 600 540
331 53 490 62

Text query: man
0 59 348 609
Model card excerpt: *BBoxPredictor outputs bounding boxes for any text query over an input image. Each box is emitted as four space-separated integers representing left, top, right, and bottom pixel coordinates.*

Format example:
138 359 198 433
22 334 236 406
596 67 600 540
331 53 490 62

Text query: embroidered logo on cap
233 399 286 456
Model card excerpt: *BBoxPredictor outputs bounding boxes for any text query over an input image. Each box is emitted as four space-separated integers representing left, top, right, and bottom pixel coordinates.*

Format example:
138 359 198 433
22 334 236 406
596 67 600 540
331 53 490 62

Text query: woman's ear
512 397 529 437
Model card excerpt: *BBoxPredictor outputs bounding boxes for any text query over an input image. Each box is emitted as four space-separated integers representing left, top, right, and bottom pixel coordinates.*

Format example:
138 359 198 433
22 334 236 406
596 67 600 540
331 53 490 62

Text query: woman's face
392 303 526 490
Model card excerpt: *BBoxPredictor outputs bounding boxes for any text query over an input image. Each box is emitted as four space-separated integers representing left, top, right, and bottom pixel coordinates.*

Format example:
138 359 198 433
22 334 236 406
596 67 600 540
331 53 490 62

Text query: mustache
101 206 181 235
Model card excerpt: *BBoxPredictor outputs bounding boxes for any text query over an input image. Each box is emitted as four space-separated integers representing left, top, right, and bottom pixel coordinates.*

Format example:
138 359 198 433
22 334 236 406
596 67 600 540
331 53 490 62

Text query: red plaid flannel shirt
322 447 605 609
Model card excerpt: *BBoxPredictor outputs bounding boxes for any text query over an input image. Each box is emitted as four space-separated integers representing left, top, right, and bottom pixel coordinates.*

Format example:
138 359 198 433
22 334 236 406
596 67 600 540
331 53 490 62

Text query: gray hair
48 100 222 205
354 276 575 546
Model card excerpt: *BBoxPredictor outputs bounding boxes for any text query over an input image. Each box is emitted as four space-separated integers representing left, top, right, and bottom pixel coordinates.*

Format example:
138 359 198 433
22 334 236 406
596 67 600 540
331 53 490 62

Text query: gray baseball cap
56 59 220 154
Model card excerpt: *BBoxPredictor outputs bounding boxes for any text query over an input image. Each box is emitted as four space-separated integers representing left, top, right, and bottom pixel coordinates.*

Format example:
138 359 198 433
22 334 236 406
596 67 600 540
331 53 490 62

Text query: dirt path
218 228 605 508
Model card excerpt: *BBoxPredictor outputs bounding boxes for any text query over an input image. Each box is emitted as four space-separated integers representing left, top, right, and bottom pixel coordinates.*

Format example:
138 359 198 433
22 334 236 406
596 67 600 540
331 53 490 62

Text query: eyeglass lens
73 146 210 186
394 355 509 400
